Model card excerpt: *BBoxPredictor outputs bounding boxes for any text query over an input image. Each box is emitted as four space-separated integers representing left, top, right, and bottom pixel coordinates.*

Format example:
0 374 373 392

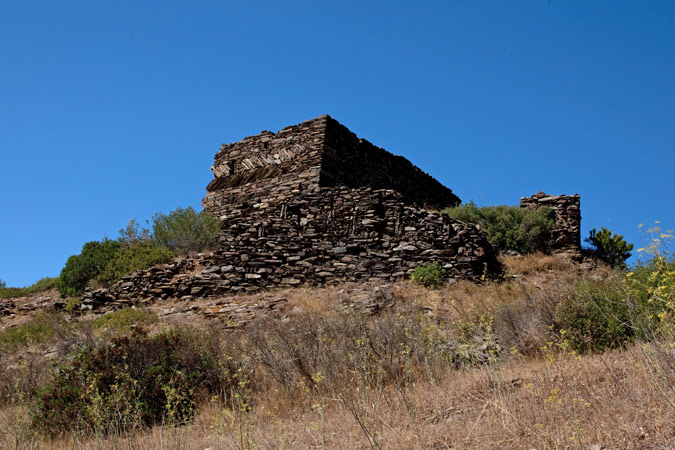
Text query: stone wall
203 115 461 216
320 117 460 209
214 187 498 288
84 188 499 309
520 192 581 256
82 116 498 310
203 116 326 216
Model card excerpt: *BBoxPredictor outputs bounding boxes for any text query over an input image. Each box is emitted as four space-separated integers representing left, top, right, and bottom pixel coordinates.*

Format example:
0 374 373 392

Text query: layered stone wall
520 192 581 256
203 116 326 216
203 115 461 217
320 117 460 209
82 116 497 309
84 188 499 309
215 187 498 287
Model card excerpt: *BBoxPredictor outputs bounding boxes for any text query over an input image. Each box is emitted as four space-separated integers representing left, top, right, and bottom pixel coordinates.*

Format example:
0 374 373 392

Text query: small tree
152 207 220 255
585 227 633 269
0 278 5 289
118 218 151 247
57 239 121 297
443 202 554 254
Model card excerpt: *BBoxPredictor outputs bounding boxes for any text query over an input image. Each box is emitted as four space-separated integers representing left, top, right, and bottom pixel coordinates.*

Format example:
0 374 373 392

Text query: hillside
1 252 673 449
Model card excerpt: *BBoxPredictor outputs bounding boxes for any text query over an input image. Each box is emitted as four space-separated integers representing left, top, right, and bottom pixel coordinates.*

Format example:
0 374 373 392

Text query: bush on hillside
555 279 633 353
152 207 220 255
57 240 121 297
443 202 554 254
624 223 674 339
32 326 242 435
118 218 151 247
411 262 446 288
0 277 58 299
0 312 60 352
97 242 174 286
585 227 633 269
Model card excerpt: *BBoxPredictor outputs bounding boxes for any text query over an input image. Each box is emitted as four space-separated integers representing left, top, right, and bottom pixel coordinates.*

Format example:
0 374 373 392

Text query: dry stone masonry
83 115 500 309
203 115 499 286
203 115 460 214
520 192 581 257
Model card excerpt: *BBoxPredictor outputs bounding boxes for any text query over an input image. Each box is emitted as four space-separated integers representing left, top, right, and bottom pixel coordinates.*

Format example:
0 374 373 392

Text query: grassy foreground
0 253 673 449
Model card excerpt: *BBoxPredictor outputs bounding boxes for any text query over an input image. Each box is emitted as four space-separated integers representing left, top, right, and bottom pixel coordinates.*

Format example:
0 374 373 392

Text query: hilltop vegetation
0 277 57 299
0 224 672 448
1 207 220 300
443 202 555 254
0 200 670 448
56 207 219 297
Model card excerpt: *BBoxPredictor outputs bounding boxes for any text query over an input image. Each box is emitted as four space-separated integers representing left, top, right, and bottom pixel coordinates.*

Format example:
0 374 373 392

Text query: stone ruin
82 115 500 309
520 192 582 257
202 115 501 285
82 116 582 310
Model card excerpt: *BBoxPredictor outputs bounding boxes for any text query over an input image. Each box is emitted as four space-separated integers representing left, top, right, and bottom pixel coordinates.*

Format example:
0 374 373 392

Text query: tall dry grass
0 253 673 449
2 341 672 449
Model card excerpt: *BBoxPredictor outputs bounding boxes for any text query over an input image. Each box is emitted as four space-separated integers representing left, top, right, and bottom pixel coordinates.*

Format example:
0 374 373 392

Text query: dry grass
502 252 577 276
1 254 672 449
2 342 672 449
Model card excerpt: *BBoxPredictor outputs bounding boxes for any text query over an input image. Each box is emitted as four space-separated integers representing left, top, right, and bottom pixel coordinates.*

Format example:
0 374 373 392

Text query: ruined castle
82 115 581 308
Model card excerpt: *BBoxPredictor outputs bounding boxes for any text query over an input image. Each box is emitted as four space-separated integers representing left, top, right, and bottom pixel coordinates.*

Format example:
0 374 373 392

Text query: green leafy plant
443 202 554 254
65 298 82 314
97 242 173 286
0 312 61 352
0 277 57 299
93 307 158 334
411 261 446 288
31 327 238 435
624 223 674 339
151 207 220 255
555 279 633 353
585 227 634 269
57 239 121 297
118 218 151 247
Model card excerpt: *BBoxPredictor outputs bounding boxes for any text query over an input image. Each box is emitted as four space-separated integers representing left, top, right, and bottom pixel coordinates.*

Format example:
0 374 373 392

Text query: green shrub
411 262 446 288
151 207 220 255
65 298 82 314
585 227 634 269
97 242 173 286
555 279 633 353
31 327 240 435
93 307 158 334
443 202 554 254
57 240 121 297
624 223 675 339
0 277 57 299
117 218 151 247
0 313 59 352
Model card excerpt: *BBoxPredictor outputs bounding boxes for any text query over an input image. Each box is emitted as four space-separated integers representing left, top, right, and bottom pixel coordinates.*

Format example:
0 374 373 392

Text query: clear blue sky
1 1 674 286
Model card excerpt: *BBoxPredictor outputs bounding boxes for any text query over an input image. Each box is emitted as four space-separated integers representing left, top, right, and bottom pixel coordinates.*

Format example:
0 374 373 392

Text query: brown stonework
520 192 581 256
203 115 460 214
82 116 500 310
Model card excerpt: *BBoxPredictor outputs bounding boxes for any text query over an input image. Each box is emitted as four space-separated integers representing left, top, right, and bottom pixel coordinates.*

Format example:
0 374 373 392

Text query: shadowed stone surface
82 116 501 310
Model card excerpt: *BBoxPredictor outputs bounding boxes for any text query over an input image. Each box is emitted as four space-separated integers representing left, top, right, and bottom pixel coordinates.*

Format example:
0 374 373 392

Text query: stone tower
203 115 460 216
201 115 499 287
